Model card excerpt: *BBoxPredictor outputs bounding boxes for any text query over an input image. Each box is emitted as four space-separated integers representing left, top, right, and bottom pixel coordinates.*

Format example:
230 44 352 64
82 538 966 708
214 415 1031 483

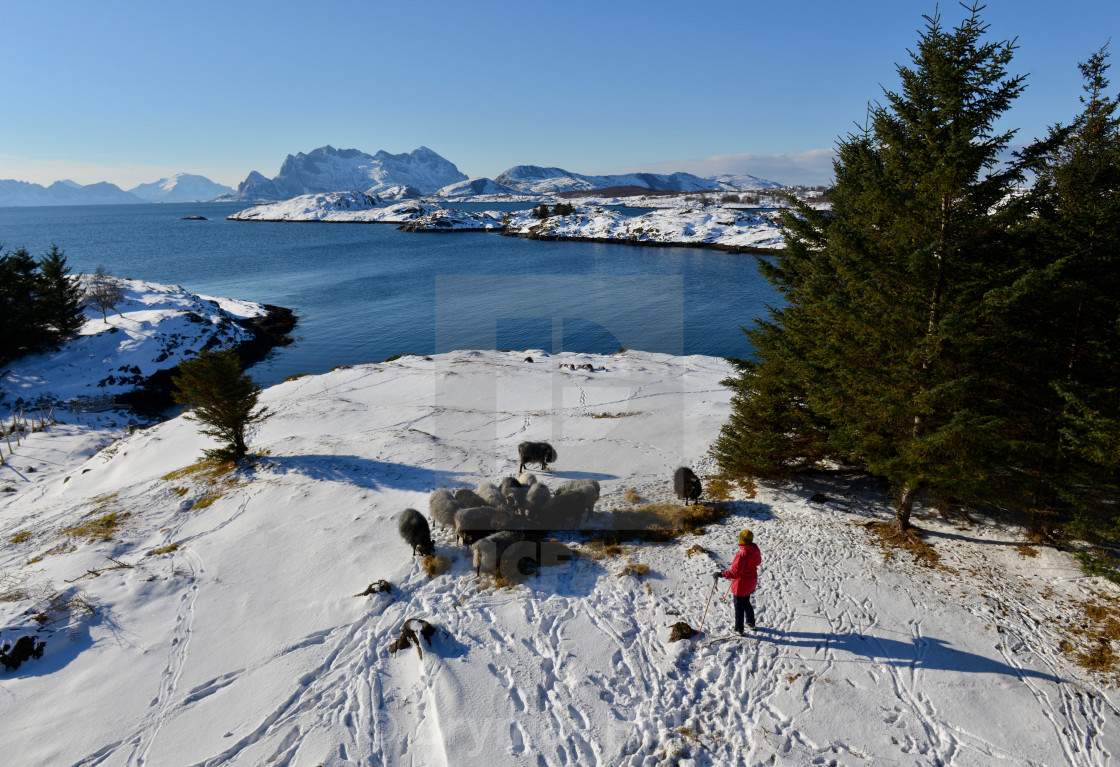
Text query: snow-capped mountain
128 173 234 203
707 173 784 191
435 177 523 198
0 179 143 207
232 145 468 201
493 166 721 196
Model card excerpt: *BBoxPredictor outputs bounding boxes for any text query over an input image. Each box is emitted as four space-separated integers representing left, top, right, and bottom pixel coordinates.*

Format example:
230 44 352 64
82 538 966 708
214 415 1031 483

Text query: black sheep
398 508 434 556
518 441 557 473
674 467 703 506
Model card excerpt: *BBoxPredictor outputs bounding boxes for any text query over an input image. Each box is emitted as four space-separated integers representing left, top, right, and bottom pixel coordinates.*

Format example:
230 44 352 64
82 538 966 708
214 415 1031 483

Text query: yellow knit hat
739 529 753 545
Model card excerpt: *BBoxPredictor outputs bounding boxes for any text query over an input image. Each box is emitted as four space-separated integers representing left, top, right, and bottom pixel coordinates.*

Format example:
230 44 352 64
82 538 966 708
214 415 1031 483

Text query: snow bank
1 349 1116 766
228 192 440 223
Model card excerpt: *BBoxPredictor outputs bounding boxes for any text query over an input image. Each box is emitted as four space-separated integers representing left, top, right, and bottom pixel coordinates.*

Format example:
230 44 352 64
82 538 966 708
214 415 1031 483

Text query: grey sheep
525 481 551 517
428 488 460 528
398 508 434 556
555 478 600 523
454 487 489 509
471 530 526 576
476 481 511 513
539 491 587 530
499 476 527 511
517 471 539 488
518 441 557 473
455 506 498 546
674 467 703 506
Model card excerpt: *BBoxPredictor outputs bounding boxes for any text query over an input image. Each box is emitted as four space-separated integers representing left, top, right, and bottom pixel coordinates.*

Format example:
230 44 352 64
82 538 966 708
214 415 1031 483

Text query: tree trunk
895 485 918 530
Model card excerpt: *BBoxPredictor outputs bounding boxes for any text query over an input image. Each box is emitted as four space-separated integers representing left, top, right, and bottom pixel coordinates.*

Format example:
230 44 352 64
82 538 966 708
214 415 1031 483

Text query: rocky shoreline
117 304 296 416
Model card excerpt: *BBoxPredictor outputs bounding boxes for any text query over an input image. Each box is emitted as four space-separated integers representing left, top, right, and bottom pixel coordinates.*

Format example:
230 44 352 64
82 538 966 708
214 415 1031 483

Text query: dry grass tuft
422 555 452 579
685 544 712 558
61 512 130 542
1015 544 1039 558
591 503 729 545
149 544 180 556
867 521 941 569
9 531 33 544
704 475 757 501
624 487 644 504
583 540 625 560
1063 600 1120 676
161 458 238 483
618 562 651 578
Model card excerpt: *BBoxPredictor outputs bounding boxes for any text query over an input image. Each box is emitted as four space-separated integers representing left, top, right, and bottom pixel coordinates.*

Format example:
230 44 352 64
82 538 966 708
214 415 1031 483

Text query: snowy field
2 337 1118 766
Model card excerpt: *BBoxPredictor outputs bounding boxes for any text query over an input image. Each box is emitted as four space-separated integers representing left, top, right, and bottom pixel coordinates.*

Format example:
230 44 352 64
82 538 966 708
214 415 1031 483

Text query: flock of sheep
396 441 705 577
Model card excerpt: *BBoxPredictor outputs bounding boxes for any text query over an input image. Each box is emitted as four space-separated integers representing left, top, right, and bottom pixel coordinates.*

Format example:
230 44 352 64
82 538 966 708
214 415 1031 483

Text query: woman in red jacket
715 529 762 633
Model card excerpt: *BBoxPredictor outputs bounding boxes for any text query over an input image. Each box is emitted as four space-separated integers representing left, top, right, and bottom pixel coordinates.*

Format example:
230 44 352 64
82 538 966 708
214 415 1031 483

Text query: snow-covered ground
227 192 440 223
0 278 266 409
2 347 1117 766
504 206 786 250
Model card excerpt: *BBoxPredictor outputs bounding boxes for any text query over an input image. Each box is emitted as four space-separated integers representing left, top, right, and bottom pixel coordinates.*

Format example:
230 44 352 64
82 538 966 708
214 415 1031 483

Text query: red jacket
722 543 761 596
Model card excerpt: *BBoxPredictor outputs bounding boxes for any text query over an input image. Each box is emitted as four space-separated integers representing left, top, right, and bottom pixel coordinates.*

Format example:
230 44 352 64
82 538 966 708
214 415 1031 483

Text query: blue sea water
0 202 777 388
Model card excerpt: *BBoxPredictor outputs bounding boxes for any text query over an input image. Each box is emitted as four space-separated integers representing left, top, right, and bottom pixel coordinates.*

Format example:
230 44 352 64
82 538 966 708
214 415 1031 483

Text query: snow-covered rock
0 279 266 408
494 165 720 195
436 176 523 198
127 173 235 203
231 145 468 201
0 179 143 207
504 204 785 250
706 172 784 191
397 208 506 232
227 192 440 223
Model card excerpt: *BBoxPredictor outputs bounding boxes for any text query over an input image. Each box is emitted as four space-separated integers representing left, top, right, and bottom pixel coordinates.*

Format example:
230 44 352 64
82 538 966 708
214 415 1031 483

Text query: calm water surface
0 202 776 387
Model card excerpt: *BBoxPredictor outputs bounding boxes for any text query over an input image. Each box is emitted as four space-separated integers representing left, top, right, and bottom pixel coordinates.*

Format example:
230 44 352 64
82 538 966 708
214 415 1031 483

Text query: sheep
454 487 489 509
471 530 526 575
524 481 552 520
398 508 434 556
539 491 587 530
517 471 540 488
518 441 557 473
455 506 498 546
476 481 511 513
555 478 600 523
428 488 460 528
499 476 527 511
674 467 703 506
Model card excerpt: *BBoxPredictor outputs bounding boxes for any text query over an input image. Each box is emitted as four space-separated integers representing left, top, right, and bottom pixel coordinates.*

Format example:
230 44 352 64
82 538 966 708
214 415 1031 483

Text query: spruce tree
1004 46 1120 537
172 349 269 461
712 6 1033 529
36 245 86 343
0 247 46 363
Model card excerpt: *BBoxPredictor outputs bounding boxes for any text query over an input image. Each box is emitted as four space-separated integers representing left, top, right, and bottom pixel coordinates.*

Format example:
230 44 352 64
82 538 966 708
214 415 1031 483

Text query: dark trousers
734 594 755 632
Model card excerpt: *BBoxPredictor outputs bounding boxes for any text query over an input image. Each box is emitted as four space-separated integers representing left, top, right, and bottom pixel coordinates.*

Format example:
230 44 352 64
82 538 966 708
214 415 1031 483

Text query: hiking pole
720 580 732 603
695 578 719 643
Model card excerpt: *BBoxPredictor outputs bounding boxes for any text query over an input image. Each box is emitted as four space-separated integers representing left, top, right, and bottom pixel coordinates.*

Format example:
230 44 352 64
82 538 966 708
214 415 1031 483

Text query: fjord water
0 202 776 387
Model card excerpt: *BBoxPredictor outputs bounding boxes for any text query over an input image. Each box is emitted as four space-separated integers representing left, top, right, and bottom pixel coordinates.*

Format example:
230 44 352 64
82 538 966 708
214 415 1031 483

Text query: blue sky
1 0 1117 188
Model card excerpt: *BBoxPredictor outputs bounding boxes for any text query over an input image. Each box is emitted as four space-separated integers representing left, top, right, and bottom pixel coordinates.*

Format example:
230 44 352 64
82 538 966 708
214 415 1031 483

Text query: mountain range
0 146 783 207
0 175 235 207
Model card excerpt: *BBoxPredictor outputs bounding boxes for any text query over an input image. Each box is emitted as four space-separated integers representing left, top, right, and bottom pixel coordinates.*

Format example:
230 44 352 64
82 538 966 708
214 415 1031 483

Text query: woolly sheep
428 488 460 528
471 530 526 576
518 441 557 473
517 471 540 488
555 478 600 523
525 481 552 519
455 506 498 546
673 467 703 506
499 476 527 511
398 508 434 556
539 491 586 530
476 481 511 513
454 487 489 509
